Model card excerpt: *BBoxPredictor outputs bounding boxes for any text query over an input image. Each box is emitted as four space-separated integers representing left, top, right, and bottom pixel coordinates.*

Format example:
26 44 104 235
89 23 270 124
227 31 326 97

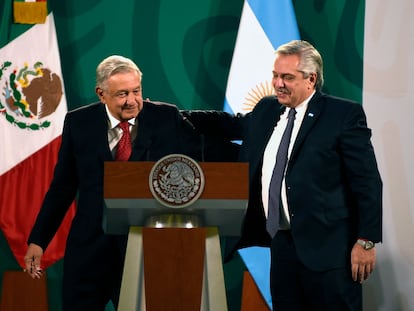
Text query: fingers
23 255 43 279
352 262 374 283
351 263 359 282
364 262 374 279
358 265 367 283
351 243 376 283
24 243 44 279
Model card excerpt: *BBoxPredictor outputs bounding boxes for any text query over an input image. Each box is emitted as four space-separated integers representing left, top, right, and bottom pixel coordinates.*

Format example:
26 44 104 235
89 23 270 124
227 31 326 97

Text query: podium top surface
104 161 248 200
103 161 249 236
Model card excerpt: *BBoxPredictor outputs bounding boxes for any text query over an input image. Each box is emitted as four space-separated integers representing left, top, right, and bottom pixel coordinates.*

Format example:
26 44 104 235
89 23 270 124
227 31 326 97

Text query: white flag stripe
224 2 275 114
224 0 300 114
0 14 67 175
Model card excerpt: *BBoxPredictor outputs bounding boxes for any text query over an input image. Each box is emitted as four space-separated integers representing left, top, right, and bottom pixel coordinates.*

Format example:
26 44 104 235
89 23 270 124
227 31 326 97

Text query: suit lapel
130 103 153 161
290 92 324 162
250 101 285 175
260 104 285 152
96 104 114 161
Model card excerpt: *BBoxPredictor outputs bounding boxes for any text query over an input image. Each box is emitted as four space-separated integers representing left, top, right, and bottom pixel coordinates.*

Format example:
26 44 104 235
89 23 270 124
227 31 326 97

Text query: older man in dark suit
187 40 382 311
22 55 236 310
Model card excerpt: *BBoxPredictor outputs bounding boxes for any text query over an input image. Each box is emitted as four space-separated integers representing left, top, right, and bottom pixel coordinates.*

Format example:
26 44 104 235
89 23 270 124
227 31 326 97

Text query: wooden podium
103 161 248 311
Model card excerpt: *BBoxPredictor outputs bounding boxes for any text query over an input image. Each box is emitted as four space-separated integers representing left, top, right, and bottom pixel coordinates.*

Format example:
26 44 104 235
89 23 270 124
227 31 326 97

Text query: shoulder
65 102 105 124
312 92 364 115
248 95 281 119
142 100 179 113
68 102 102 113
312 93 369 129
255 95 279 108
133 101 181 129
317 92 359 108
67 102 103 116
140 100 181 123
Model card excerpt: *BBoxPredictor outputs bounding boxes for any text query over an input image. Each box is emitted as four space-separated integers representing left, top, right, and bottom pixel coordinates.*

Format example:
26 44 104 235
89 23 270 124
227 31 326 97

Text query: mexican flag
0 13 75 269
13 0 48 24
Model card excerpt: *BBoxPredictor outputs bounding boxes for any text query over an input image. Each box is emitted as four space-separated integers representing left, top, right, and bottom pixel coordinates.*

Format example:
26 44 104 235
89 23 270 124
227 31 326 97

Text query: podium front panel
103 161 248 236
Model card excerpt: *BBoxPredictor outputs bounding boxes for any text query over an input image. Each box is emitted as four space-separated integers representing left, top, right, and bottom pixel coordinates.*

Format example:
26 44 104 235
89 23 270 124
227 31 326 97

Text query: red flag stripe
0 136 75 269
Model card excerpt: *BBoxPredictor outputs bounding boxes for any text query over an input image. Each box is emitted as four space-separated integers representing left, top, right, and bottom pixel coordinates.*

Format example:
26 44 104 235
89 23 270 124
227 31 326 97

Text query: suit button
291 213 294 217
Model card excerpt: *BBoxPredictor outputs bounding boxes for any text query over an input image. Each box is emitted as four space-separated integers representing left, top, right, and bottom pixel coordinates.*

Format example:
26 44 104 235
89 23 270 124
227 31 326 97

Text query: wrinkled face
96 70 143 121
272 54 316 108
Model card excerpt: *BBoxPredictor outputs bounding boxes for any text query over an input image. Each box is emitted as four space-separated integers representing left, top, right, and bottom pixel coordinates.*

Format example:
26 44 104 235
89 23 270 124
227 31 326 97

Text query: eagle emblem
0 61 63 130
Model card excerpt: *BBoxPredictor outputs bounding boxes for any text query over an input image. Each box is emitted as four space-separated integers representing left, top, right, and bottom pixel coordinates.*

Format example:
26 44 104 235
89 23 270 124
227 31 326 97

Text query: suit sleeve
340 103 382 242
181 110 245 140
28 112 78 250
180 110 246 162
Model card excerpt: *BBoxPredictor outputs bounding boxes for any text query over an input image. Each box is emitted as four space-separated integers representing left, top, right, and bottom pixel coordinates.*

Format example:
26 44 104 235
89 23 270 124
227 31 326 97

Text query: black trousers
270 230 362 311
62 234 127 311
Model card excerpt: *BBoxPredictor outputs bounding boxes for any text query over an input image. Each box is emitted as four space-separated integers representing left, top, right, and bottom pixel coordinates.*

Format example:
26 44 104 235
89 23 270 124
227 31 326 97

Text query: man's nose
126 92 136 104
273 77 284 88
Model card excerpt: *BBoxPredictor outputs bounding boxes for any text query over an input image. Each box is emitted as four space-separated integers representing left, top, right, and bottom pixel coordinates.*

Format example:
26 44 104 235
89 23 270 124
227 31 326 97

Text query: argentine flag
224 0 299 114
225 0 299 309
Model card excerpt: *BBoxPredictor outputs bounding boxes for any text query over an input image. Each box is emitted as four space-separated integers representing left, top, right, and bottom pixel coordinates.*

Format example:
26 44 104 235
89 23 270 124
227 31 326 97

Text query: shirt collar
105 104 136 129
288 90 315 117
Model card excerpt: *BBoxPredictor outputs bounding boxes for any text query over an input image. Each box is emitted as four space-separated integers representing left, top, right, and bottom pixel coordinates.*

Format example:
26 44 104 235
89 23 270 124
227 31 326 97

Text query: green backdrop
0 0 364 310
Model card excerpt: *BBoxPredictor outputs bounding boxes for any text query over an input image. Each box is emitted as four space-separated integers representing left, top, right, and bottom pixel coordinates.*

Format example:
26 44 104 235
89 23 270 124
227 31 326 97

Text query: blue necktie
266 108 296 238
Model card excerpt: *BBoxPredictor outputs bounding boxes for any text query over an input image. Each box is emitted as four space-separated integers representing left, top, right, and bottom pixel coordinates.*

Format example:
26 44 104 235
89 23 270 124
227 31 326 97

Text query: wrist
356 238 375 250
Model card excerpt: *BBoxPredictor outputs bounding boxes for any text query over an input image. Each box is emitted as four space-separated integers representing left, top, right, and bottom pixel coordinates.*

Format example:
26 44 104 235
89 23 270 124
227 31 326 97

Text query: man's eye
117 92 127 98
133 89 141 95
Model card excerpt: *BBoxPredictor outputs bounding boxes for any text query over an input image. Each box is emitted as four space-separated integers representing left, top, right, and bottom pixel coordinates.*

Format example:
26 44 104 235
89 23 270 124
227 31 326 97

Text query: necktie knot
288 108 296 119
119 121 129 132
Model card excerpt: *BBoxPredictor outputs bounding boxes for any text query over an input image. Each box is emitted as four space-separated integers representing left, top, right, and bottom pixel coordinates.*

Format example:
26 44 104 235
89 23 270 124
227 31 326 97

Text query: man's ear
96 87 104 99
309 73 316 83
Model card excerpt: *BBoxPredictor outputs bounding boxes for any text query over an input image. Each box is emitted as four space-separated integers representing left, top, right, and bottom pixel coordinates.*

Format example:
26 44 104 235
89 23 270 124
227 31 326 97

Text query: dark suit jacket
187 92 382 271
29 100 198 245
27 100 213 302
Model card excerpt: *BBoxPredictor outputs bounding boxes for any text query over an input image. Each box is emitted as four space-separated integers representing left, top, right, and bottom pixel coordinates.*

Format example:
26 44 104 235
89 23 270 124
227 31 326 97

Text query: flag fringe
13 2 47 24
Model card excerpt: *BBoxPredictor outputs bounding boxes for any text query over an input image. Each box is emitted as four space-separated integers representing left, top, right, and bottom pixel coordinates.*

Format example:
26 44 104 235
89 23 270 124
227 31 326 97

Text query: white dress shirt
261 92 314 227
105 105 136 157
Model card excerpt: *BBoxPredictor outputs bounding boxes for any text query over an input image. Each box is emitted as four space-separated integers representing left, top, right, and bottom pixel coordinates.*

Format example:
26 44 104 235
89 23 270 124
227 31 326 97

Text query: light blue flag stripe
223 99 233 114
238 246 272 308
228 1 300 309
223 0 300 114
247 0 300 49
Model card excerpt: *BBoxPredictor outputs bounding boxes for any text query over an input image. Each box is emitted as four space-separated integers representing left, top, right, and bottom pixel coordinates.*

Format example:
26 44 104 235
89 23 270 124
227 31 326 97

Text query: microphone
182 115 196 130
180 112 205 161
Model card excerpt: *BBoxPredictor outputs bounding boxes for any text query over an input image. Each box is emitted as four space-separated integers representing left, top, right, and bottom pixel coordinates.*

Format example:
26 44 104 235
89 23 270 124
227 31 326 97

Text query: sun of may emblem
243 80 275 112
0 61 63 130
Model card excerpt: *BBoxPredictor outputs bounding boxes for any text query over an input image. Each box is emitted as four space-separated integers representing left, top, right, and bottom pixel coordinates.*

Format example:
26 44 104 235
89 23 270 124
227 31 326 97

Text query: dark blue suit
186 91 382 310
239 92 382 270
